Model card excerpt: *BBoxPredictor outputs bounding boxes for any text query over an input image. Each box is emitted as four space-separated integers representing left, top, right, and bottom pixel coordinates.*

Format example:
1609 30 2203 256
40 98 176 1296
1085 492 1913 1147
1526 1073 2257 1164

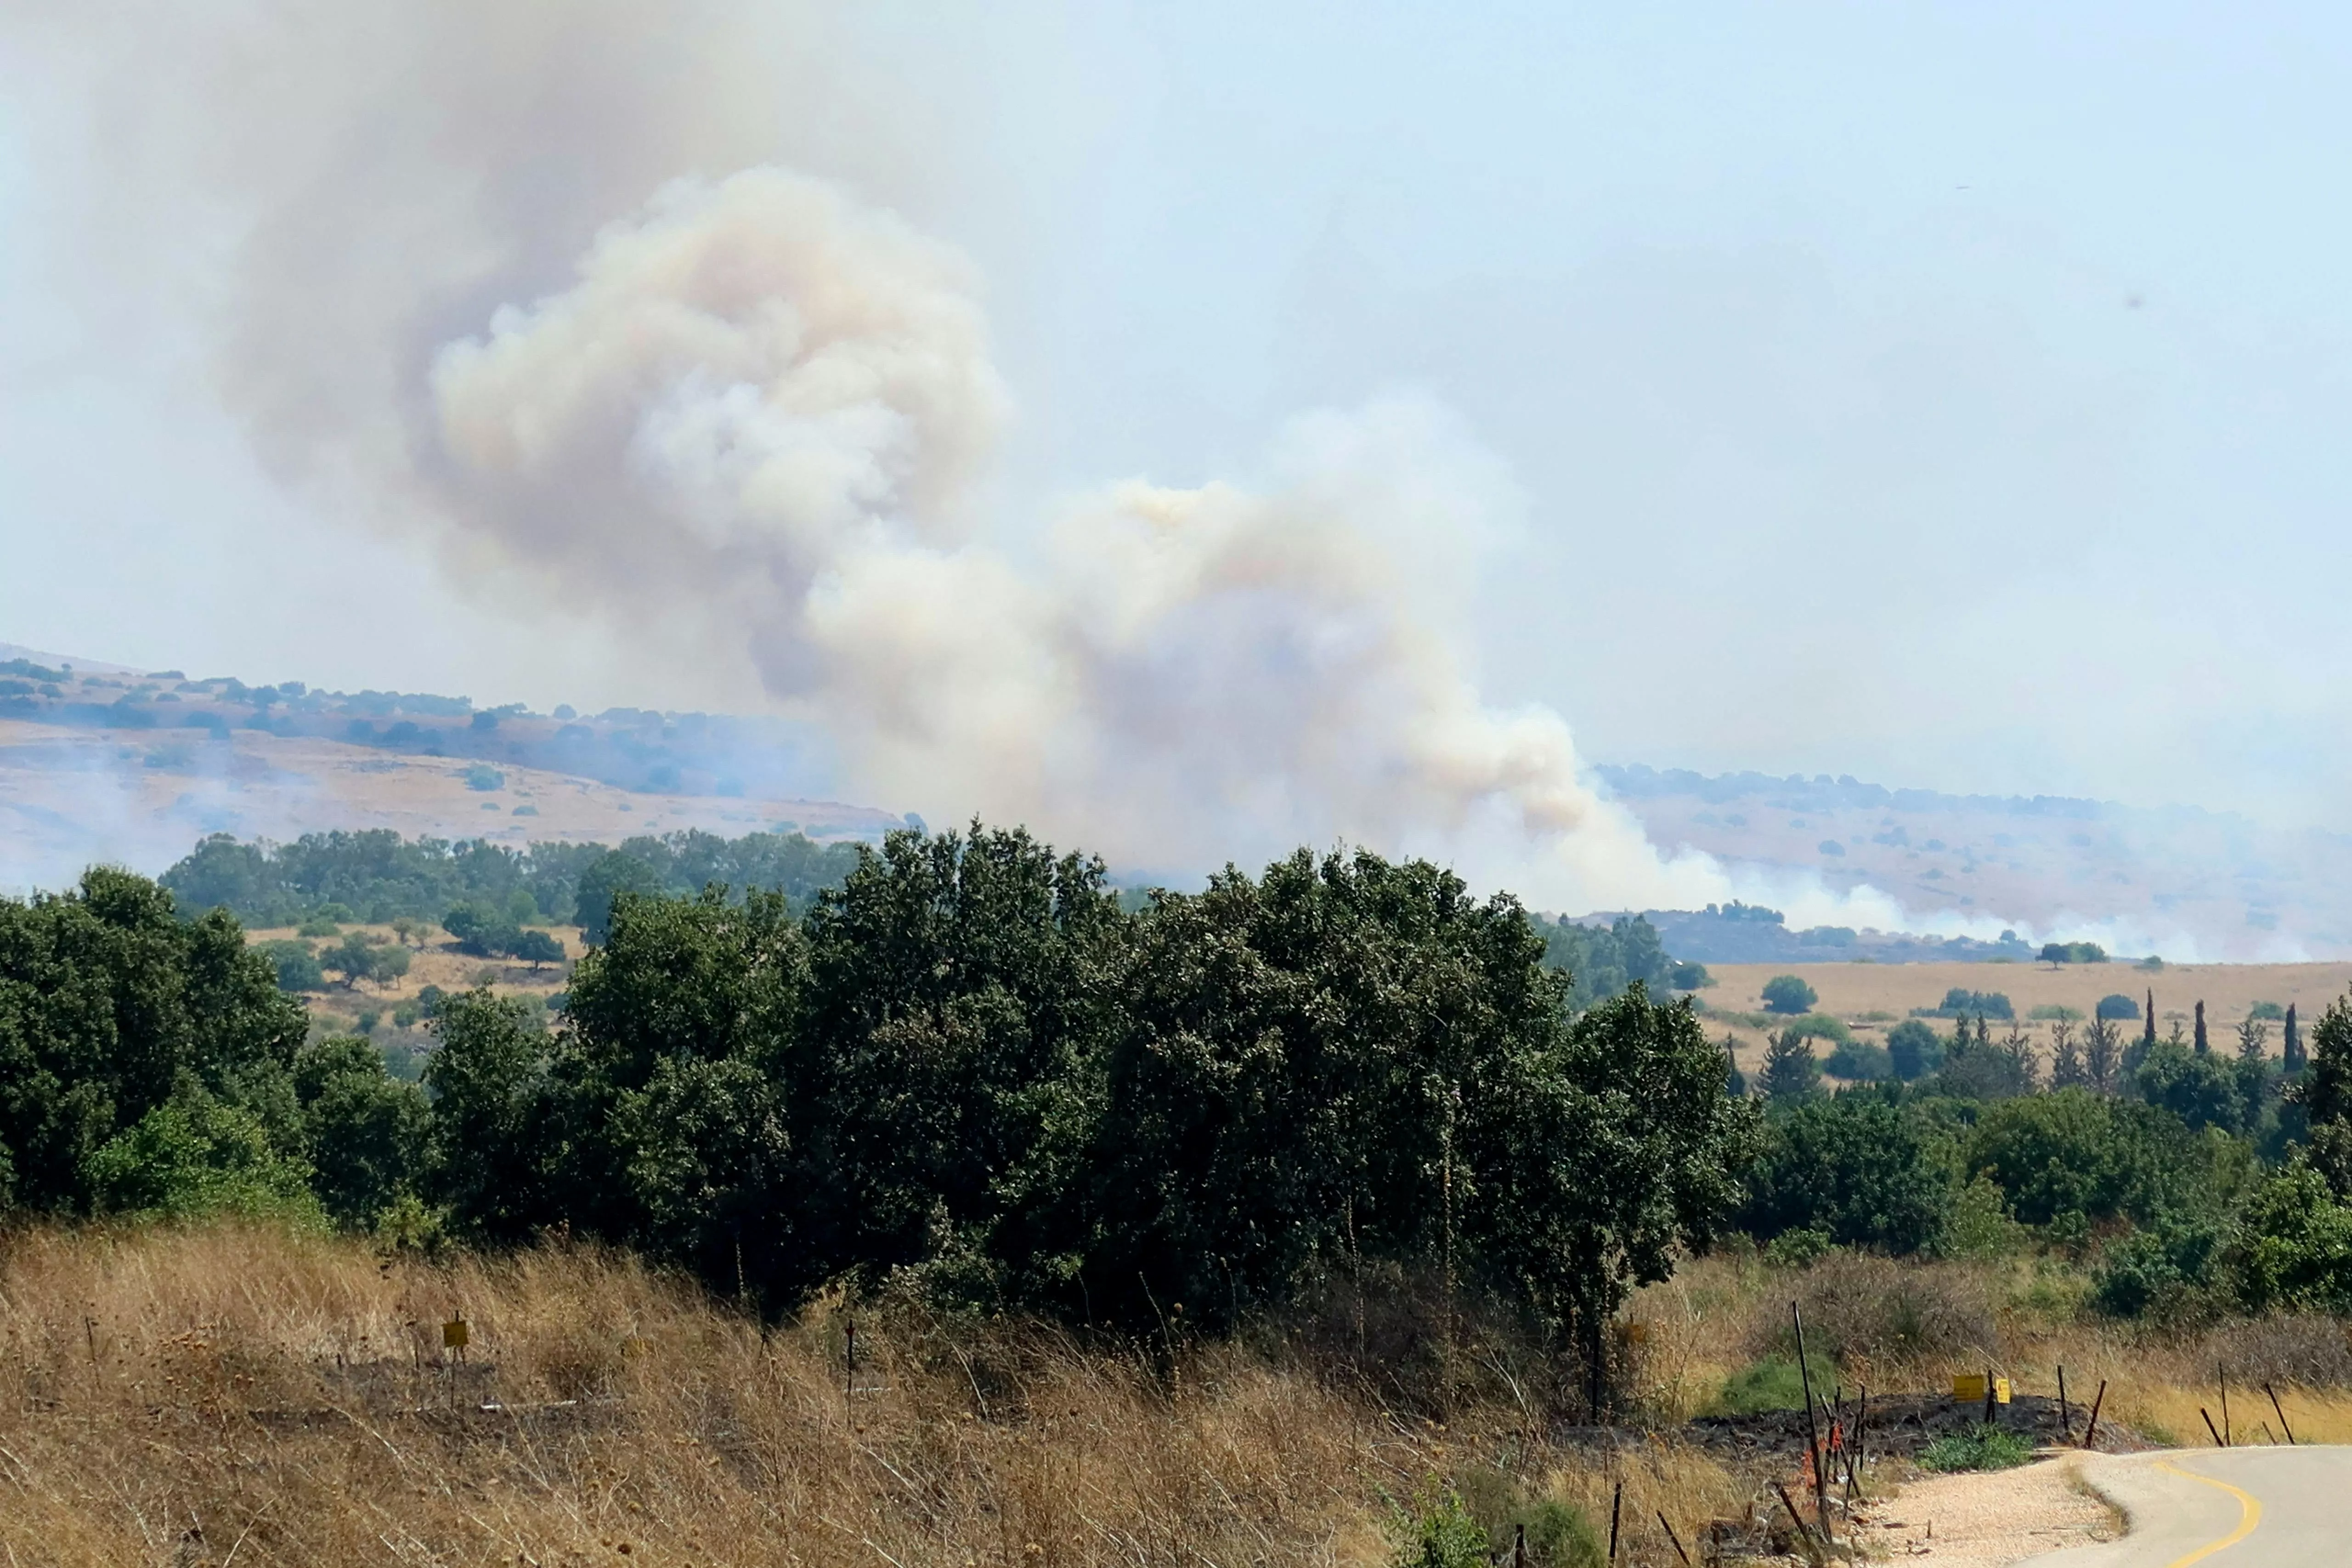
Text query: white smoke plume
6 3 1919 918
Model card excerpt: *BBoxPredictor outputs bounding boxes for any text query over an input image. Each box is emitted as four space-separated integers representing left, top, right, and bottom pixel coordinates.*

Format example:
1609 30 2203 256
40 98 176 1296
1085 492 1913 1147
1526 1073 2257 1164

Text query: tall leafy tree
0 867 305 1212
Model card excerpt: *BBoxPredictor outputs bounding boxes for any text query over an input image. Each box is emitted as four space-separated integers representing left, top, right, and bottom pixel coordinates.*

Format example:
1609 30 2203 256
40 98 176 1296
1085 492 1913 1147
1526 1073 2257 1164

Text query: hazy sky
4 3 2348 831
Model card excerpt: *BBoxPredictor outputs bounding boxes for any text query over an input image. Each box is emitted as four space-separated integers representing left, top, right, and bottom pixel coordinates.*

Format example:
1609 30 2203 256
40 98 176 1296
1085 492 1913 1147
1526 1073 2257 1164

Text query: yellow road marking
2153 1460 2262 1568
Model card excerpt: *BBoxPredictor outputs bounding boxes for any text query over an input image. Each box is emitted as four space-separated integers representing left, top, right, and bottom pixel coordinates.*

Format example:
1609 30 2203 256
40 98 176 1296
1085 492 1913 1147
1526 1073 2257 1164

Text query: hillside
0 644 903 894
1595 765 2352 962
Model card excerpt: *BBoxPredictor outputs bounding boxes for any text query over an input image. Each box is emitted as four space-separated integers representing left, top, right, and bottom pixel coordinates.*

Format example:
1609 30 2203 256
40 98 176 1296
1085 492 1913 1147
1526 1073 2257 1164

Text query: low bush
1916 1424 2034 1472
1822 1040 1892 1081
1711 1354 1839 1415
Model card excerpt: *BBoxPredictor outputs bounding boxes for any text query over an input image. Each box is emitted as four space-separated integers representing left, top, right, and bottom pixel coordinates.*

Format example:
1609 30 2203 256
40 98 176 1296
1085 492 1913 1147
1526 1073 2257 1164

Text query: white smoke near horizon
417 164 1741 910
4 1 1988 924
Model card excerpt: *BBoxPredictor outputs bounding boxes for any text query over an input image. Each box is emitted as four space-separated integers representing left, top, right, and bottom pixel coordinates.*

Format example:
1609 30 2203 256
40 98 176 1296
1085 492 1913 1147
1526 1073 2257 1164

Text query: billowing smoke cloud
7 3 1927 918
419 166 1739 908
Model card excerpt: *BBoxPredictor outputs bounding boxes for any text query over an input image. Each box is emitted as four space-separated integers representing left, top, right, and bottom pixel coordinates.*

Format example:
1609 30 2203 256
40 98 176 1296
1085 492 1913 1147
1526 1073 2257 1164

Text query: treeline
1532 914 1707 1011
160 828 863 937
0 828 1753 1356
1741 1001 2352 1319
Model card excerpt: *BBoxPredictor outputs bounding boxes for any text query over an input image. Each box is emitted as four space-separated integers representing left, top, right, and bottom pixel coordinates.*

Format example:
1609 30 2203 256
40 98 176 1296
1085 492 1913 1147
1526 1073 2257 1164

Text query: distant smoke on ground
5 3 1980 926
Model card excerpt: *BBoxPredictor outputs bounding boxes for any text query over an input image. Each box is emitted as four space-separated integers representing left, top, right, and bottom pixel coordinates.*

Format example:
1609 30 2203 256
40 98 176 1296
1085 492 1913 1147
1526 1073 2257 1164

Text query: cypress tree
2144 990 2158 1048
2286 1003 2305 1073
2194 999 2209 1055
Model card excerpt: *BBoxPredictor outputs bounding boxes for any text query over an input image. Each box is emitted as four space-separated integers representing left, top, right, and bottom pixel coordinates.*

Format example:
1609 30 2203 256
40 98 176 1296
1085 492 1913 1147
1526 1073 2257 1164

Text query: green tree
2227 1160 2352 1316
1738 1096 1951 1254
420 991 554 1242
82 1096 318 1223
1760 974 1817 1015
1758 1029 1822 1102
575 851 666 945
0 867 305 1213
1968 1090 2200 1228
1886 1018 1943 1081
370 942 413 987
511 929 565 969
293 1036 427 1226
322 932 380 989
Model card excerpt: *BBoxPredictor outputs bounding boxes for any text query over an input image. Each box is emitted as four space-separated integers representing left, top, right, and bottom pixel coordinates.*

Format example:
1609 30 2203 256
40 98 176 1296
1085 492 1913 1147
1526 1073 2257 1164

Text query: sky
2 2 2348 840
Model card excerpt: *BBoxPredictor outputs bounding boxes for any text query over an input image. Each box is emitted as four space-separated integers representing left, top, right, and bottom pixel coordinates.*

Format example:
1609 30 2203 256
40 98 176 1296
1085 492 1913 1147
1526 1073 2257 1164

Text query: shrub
2096 993 2141 1021
463 764 505 791
1917 1425 2034 1472
1781 1251 1998 1370
1761 975 1817 1015
1668 960 1711 991
2092 1223 2224 1319
1886 1019 1943 1081
1388 1481 1491 1568
1821 1040 1892 1081
1920 988 2013 1020
1454 1469 1603 1568
262 939 325 992
82 1098 321 1224
2250 1001 2287 1022
1713 1354 1839 1415
2040 941 2108 964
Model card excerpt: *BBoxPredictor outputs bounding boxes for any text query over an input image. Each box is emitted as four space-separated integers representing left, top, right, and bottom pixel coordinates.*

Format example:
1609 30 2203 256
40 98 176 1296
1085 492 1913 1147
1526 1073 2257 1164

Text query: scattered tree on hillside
1760 974 1817 1015
2095 993 2140 1021
2238 1016 2270 1064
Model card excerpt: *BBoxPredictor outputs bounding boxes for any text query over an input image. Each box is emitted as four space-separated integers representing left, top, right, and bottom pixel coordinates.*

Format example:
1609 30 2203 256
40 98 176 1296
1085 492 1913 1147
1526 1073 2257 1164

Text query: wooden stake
2200 1407 2225 1449
845 1315 856 1398
1792 1303 1828 1541
1608 1480 1623 1564
2266 1382 2297 1446
2218 1363 2230 1447
1657 1511 1693 1568
2084 1380 2107 1449
1513 1523 1526 1568
1772 1482 1819 1557
1983 1363 1997 1426
2058 1365 2071 1443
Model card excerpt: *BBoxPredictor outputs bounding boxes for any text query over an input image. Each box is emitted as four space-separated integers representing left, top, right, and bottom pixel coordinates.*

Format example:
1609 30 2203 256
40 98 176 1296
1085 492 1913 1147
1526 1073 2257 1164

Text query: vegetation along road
2023 1447 2352 1567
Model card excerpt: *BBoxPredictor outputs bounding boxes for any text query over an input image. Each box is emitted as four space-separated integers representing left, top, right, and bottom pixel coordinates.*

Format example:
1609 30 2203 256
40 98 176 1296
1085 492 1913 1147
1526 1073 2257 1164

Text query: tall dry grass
0 1224 1746 1568
1624 1244 2352 1450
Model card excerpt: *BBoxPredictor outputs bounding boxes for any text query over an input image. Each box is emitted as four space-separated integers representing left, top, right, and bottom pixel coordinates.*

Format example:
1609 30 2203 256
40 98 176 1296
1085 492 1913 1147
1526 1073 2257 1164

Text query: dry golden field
6 1227 2350 1566
1698 960 2352 1077
243 923 583 1039
0 1225 1754 1568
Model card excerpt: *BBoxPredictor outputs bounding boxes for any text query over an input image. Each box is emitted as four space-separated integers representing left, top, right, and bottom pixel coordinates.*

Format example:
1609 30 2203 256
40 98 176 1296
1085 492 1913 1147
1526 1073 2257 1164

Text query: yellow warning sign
1951 1373 2011 1403
443 1319 469 1349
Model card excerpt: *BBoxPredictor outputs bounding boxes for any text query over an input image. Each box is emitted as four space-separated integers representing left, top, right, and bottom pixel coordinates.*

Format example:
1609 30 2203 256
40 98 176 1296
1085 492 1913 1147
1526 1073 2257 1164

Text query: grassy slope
0 1225 1748 1568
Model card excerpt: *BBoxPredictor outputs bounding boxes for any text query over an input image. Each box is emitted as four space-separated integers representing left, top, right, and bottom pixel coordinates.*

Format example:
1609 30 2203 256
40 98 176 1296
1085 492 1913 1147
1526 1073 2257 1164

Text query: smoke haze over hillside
9 3 2350 958
0 0 1826 922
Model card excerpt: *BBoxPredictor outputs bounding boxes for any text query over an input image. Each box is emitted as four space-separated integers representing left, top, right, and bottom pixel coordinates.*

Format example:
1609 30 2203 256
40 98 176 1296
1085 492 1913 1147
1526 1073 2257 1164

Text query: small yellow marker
443 1318 469 1350
1953 1372 1985 1402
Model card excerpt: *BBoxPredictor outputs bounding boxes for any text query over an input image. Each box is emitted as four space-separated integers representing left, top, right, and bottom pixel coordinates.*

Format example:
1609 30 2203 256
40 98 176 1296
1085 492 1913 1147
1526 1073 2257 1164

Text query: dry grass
1627 1248 2352 1454
0 1224 1747 1568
